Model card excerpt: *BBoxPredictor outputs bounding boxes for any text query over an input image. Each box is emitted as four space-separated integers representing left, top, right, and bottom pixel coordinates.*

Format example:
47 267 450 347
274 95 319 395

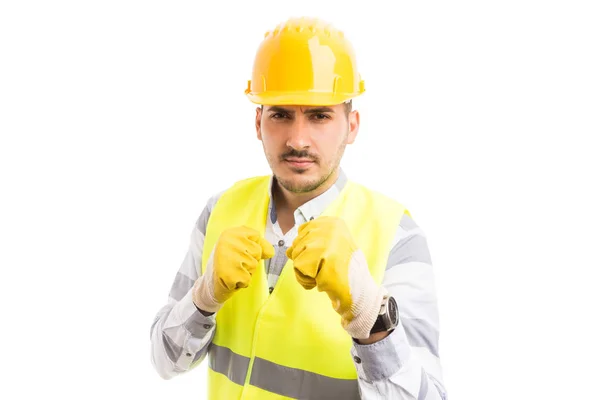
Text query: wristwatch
370 295 399 334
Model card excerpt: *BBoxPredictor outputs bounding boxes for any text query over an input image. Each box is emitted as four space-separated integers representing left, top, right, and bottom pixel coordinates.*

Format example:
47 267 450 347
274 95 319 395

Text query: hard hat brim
245 91 363 107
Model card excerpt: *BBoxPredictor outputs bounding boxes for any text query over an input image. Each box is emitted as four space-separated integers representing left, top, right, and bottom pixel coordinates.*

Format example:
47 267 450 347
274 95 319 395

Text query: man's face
256 103 359 194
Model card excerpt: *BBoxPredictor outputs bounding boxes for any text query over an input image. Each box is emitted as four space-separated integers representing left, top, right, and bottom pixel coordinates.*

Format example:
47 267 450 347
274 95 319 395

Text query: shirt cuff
350 324 412 382
173 288 216 338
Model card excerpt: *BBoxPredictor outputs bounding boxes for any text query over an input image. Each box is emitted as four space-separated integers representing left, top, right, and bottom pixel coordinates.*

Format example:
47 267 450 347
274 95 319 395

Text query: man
150 16 447 400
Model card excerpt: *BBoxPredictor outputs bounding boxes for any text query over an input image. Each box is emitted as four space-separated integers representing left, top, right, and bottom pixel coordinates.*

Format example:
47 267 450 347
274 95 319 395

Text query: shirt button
353 356 361 364
278 240 284 246
186 352 192 357
309 216 314 221
203 324 211 330
269 287 274 294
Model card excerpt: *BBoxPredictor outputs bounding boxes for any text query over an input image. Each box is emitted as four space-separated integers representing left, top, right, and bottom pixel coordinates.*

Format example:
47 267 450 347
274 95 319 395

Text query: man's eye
271 113 287 119
312 113 330 120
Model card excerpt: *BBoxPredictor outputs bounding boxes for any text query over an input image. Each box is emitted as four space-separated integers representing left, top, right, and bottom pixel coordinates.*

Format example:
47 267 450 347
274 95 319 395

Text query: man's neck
273 169 339 218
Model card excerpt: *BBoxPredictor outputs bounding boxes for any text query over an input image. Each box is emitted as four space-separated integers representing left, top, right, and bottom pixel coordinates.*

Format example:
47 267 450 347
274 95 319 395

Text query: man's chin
277 174 322 194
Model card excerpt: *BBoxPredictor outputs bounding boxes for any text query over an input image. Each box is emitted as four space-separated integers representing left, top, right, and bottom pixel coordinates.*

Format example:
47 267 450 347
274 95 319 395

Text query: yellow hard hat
245 17 365 106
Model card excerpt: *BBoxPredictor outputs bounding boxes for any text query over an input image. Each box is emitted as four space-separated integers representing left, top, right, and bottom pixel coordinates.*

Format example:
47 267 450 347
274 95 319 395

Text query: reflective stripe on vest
209 343 360 398
200 175 407 399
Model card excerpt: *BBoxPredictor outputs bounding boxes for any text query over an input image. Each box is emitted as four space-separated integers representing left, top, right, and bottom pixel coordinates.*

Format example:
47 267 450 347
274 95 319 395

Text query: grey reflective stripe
207 346 358 398
168 271 194 302
208 344 250 386
402 317 440 357
418 367 429 400
386 234 432 269
250 357 359 399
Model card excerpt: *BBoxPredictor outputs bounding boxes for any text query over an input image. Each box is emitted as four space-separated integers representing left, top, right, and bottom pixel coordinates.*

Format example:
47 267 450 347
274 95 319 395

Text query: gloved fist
286 216 387 339
193 226 274 313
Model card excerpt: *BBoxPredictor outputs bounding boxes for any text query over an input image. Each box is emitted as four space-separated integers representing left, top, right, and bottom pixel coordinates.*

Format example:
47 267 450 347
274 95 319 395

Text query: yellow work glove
286 216 387 339
192 226 274 313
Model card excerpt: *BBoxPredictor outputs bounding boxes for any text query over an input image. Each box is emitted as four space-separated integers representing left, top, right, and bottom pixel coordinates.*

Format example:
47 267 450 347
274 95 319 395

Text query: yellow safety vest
199 175 407 399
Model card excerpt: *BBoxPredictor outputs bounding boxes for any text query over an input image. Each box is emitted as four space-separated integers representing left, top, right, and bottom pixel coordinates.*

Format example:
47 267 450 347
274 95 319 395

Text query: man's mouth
284 157 314 168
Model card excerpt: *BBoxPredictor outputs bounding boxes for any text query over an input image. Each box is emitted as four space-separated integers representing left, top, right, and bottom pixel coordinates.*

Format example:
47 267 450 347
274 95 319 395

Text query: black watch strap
369 295 398 334
370 314 388 334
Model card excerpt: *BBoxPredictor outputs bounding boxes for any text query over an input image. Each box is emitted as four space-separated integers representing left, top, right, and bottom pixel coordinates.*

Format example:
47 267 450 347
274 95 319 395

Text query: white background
1 1 599 399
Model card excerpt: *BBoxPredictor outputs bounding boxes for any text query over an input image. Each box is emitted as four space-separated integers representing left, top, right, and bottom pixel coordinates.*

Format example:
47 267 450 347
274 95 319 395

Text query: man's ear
256 107 262 140
346 110 360 144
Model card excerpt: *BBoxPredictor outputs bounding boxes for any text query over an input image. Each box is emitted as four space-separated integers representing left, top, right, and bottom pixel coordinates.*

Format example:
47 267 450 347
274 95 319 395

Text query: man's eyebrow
303 107 335 114
265 106 336 115
266 106 293 114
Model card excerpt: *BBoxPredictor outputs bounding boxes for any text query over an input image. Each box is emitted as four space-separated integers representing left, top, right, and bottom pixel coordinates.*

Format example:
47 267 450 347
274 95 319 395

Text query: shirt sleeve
149 193 222 380
352 212 448 399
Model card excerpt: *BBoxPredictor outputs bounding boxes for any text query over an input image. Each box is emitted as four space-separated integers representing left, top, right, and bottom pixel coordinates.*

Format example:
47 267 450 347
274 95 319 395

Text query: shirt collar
267 169 348 225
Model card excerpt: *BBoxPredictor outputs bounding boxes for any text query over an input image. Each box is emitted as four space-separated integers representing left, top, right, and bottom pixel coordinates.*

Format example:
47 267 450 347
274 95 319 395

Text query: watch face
388 296 398 325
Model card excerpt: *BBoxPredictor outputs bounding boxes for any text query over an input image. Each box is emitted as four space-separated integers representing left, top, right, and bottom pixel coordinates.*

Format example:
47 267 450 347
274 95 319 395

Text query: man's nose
286 119 311 150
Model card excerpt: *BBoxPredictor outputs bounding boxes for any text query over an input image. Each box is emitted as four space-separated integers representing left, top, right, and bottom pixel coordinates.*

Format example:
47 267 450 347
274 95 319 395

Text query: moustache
280 150 319 163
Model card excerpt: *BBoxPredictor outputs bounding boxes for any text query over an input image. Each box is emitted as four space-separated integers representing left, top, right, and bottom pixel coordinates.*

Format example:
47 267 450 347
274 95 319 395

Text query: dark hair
343 100 353 115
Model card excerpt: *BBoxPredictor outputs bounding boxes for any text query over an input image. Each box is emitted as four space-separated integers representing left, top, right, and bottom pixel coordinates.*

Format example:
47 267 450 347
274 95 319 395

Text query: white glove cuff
192 251 223 314
345 249 388 339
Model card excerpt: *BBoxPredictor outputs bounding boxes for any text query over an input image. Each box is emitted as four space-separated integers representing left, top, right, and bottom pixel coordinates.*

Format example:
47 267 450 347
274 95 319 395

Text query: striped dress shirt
150 169 447 399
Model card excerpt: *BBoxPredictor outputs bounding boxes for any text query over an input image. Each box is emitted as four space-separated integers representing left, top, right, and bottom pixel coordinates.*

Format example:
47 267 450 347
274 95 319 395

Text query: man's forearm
196 304 215 317
352 324 445 400
353 211 447 398
356 329 391 345
151 290 216 379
